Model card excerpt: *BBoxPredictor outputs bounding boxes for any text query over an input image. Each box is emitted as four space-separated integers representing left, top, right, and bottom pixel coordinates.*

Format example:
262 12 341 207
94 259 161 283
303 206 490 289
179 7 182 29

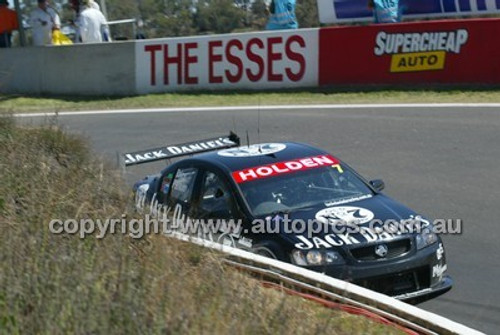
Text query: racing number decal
332 164 343 173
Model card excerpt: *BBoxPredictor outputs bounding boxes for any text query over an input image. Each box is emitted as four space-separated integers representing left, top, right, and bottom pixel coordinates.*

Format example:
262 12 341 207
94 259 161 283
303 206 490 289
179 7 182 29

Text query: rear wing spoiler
123 132 240 167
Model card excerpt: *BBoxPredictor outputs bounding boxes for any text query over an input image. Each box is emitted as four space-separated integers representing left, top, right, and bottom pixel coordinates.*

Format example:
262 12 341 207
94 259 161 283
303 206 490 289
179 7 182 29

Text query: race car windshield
239 164 374 217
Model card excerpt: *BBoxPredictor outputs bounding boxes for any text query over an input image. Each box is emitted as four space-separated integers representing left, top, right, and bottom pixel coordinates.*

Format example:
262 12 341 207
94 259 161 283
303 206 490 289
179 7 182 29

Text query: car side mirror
214 188 225 199
370 179 385 192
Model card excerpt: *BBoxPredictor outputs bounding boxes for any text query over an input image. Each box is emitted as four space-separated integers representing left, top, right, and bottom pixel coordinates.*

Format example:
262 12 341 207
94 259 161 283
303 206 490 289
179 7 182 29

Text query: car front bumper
306 241 452 302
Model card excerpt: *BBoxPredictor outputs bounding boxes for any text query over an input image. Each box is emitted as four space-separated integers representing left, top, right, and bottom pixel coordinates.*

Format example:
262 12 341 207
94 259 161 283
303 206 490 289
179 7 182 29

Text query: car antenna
257 104 262 153
232 115 237 136
246 130 250 148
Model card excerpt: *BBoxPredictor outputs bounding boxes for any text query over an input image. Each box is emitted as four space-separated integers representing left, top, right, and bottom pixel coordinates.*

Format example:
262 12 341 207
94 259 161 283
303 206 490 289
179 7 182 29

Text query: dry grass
0 116 403 335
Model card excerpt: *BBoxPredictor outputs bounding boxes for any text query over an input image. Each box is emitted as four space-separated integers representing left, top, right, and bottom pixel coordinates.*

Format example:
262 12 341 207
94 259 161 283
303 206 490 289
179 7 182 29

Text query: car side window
156 171 174 204
170 167 198 204
197 171 234 219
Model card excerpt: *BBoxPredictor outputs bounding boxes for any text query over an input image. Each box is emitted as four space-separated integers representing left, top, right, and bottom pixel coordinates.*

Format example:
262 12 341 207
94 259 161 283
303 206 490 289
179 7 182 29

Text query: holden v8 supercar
125 133 452 302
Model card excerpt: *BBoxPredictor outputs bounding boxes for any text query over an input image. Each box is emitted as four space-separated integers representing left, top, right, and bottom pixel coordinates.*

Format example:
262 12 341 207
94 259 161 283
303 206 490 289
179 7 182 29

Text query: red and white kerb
232 155 339 183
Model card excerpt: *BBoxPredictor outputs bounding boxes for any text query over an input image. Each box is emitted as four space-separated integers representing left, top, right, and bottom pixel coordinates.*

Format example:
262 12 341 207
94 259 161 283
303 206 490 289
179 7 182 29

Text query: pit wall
0 18 499 96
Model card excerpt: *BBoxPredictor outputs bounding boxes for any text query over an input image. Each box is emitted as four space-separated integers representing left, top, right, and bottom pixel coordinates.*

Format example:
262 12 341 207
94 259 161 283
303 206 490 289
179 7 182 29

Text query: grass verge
1 87 500 114
0 116 403 334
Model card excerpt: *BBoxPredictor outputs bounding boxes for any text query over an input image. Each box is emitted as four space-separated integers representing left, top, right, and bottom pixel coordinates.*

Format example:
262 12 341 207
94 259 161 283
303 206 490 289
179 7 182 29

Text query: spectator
135 19 146 40
266 0 298 30
29 0 60 46
77 0 110 43
89 0 100 10
69 0 81 42
0 0 19 48
368 0 402 23
88 0 112 41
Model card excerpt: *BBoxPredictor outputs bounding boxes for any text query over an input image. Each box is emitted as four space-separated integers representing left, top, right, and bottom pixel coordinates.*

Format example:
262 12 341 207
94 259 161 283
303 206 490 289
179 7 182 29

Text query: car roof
186 142 333 172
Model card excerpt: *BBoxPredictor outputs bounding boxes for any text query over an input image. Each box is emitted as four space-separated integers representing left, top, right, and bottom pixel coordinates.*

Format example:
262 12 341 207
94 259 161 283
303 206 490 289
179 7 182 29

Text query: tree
295 0 320 28
145 0 197 37
249 0 268 30
194 0 246 34
105 0 140 38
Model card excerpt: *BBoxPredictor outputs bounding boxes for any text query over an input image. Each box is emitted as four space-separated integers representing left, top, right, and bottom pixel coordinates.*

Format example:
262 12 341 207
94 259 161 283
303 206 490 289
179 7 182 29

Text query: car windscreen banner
124 133 240 166
318 18 500 85
318 0 500 24
232 155 340 183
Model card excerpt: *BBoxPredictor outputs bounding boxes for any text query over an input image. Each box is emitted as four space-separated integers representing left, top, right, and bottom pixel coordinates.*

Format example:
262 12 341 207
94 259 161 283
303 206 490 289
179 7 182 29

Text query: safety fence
168 232 484 335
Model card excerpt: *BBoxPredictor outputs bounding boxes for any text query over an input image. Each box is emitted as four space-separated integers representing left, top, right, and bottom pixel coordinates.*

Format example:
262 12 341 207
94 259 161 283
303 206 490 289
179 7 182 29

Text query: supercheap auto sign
318 0 500 24
318 18 500 85
135 29 319 93
374 30 468 73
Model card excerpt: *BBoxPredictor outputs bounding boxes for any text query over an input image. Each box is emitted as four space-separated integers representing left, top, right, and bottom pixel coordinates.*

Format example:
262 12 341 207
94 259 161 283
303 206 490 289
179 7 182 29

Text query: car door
195 170 236 220
191 169 250 247
163 165 200 222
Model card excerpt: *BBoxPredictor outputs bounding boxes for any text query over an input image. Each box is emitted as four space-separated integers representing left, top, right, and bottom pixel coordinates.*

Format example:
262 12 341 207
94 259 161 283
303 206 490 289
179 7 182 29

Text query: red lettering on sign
208 40 223 84
267 37 283 82
246 38 265 82
184 42 198 84
145 44 162 86
226 39 244 83
285 35 306 82
232 155 339 183
144 34 307 86
164 44 182 85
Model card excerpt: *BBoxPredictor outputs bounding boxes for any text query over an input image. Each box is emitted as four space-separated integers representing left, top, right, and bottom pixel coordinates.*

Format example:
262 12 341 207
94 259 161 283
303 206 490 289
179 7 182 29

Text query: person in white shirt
89 0 100 10
77 0 109 43
29 0 60 46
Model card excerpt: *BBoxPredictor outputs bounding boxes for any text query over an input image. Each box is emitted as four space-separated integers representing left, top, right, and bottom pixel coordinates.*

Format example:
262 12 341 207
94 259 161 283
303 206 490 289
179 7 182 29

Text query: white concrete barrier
0 30 319 96
0 43 136 96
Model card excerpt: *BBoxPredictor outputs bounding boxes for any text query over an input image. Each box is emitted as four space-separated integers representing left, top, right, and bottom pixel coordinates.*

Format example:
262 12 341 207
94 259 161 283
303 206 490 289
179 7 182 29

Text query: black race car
125 133 452 302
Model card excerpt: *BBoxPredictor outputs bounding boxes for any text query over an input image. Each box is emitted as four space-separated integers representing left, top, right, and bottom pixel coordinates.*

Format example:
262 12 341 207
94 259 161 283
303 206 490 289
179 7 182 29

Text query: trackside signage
319 18 500 85
135 29 319 93
318 0 500 24
232 155 339 183
374 30 468 72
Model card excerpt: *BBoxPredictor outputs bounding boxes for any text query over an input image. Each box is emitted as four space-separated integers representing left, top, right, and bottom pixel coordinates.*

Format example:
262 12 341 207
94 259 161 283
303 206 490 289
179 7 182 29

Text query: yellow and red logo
374 30 468 73
390 51 446 73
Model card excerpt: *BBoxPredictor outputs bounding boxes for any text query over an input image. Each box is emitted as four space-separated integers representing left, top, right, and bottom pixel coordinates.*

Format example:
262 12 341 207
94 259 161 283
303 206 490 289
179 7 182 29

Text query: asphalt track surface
18 105 500 334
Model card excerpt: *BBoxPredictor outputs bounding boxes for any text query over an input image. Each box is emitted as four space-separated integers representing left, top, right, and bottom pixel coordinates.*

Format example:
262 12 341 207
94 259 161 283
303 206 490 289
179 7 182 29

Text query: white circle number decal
218 143 286 157
316 206 375 226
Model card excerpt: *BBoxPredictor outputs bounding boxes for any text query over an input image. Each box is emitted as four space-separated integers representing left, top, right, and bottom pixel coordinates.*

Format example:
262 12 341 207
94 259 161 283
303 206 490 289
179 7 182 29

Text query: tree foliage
194 0 246 34
296 0 320 28
146 0 197 37
101 0 319 38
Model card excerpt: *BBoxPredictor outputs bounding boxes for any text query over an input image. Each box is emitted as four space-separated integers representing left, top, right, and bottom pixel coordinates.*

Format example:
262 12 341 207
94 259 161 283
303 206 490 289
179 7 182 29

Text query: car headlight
291 249 345 266
416 228 438 250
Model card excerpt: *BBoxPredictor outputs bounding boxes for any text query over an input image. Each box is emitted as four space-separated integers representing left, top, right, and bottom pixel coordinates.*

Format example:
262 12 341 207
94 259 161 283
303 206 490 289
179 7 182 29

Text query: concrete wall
1 20 498 96
0 41 136 96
